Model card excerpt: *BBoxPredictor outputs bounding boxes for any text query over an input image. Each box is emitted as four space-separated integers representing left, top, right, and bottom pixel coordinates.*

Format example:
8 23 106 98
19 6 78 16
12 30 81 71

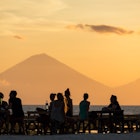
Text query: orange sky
1 0 140 87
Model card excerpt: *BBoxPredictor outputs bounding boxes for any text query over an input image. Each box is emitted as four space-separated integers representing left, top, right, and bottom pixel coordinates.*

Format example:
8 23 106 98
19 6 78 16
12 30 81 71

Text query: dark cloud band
67 24 134 35
13 35 23 39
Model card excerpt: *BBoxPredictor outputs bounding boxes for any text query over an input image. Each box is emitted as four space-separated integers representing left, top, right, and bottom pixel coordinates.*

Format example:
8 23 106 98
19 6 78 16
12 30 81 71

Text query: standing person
64 88 73 117
78 93 90 133
0 92 9 133
0 92 9 112
79 93 90 120
50 93 65 134
8 90 24 134
49 93 56 113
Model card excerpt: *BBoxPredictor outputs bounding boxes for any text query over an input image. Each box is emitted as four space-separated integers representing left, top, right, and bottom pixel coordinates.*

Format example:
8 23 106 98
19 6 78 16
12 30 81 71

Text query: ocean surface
23 105 140 115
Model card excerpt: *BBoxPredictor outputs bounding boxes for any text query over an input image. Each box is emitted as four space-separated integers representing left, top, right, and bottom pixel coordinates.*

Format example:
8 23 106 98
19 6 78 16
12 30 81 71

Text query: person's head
64 88 70 97
0 92 4 99
50 93 56 101
110 95 117 103
83 93 88 100
57 93 64 101
9 90 17 98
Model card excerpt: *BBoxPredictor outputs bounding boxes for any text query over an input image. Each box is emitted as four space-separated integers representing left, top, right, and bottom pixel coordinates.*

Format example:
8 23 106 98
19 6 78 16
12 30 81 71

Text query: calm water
23 105 140 115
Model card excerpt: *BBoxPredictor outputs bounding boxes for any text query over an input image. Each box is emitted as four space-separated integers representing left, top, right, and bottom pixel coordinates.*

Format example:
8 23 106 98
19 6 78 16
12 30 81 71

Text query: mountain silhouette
0 53 111 105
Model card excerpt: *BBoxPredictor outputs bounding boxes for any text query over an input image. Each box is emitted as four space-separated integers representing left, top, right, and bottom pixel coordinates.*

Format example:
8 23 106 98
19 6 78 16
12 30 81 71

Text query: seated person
102 95 123 133
102 95 121 111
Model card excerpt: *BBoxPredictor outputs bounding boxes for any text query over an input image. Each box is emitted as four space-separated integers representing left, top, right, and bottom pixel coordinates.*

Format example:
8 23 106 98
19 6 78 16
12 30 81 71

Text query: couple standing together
50 88 73 134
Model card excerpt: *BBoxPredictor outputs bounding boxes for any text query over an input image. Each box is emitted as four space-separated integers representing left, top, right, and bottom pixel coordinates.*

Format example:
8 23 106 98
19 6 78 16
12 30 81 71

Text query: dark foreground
0 133 140 140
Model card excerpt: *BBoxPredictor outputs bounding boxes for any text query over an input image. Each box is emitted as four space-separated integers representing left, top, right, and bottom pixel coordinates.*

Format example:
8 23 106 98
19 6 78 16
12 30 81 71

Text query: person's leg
59 122 65 134
50 120 57 135
18 117 25 134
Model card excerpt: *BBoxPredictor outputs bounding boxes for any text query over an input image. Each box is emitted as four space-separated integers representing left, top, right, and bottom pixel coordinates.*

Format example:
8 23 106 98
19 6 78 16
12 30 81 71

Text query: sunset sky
1 0 140 87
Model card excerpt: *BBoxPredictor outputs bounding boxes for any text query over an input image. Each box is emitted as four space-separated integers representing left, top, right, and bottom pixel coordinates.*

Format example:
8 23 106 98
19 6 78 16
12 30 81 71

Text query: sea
23 105 140 115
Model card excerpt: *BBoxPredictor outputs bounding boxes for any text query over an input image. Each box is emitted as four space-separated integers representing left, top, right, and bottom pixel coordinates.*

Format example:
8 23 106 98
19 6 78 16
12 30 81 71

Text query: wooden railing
1 110 140 135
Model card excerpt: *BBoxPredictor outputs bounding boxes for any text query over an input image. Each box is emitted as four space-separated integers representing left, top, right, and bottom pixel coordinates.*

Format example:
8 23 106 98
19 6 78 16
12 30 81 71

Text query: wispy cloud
0 0 67 37
0 30 23 40
67 24 134 35
13 35 23 40
0 0 67 18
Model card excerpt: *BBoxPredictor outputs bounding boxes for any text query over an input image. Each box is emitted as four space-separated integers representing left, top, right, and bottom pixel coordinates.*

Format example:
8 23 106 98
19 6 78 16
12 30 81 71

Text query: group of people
48 88 73 134
47 89 122 134
0 88 122 135
0 90 24 134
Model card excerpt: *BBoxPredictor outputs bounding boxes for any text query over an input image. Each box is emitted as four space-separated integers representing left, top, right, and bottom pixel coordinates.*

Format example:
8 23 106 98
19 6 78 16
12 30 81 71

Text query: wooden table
90 110 124 133
24 110 50 135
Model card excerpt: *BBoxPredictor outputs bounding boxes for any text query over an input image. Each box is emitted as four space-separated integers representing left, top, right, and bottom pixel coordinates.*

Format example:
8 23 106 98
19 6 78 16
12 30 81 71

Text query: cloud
0 0 67 18
0 0 67 36
13 35 23 40
67 24 134 35
0 30 23 40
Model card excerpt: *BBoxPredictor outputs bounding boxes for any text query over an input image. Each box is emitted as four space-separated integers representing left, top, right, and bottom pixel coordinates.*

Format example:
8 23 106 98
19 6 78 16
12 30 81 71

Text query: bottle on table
45 100 49 112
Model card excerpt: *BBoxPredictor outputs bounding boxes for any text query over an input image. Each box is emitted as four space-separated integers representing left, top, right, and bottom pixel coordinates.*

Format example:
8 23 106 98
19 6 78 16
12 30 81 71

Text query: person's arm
8 99 12 109
87 101 90 111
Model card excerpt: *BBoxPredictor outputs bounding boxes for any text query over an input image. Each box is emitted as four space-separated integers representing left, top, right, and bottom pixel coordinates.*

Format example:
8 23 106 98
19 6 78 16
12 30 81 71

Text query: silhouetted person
78 93 90 133
102 95 123 133
8 90 24 134
108 95 121 111
49 93 56 113
50 93 65 134
0 92 9 132
79 93 90 121
0 92 8 111
64 88 73 117
0 92 8 108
